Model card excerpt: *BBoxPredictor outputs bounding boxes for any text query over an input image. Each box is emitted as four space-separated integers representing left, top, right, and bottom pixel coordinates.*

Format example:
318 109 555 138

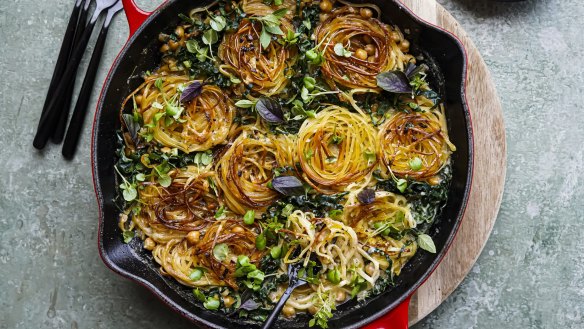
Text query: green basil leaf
186 39 198 53
417 234 436 253
272 8 288 18
210 15 227 31
200 152 213 166
158 175 172 187
265 24 284 35
202 29 218 45
260 27 271 49
234 99 255 108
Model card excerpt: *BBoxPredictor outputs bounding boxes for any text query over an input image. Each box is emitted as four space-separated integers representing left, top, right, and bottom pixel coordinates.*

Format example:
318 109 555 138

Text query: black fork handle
33 17 99 149
62 23 110 159
261 285 295 329
36 0 84 129
51 0 92 144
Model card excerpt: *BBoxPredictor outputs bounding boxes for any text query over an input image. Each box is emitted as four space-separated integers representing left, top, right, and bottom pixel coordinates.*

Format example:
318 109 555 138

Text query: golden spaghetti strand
297 106 378 193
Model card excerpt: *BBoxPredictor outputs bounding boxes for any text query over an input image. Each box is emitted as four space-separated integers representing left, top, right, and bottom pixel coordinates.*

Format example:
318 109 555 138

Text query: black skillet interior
92 0 472 328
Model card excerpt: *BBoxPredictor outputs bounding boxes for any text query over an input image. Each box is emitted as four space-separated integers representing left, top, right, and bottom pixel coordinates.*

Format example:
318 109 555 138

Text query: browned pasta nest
123 74 236 153
379 109 454 179
241 0 296 19
196 219 264 288
343 191 417 275
314 6 410 91
219 18 296 97
133 166 219 233
297 106 378 193
152 238 223 287
216 127 296 214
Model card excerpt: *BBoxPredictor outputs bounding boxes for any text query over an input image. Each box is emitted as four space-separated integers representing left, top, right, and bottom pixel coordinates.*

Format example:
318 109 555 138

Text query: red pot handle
361 296 410 329
121 0 152 36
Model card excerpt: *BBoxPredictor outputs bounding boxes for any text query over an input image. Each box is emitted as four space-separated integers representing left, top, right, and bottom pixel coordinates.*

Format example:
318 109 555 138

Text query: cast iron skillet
91 0 473 328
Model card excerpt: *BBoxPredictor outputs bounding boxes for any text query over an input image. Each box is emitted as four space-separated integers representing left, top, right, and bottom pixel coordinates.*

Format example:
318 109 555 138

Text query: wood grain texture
399 0 507 325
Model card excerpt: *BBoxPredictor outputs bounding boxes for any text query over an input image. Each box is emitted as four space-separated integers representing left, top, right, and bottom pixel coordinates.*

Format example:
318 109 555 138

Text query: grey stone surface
0 0 582 328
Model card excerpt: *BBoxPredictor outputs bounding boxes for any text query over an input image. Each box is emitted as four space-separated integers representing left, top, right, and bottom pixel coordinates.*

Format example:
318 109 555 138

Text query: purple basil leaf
357 188 375 205
406 63 429 78
255 97 284 124
376 71 412 94
271 176 304 196
404 63 417 77
180 81 203 103
122 113 140 146
240 299 260 311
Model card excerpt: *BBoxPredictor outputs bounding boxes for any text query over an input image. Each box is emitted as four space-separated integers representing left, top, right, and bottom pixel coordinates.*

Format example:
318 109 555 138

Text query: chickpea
168 40 179 51
319 0 332 12
231 226 245 233
160 44 170 53
363 35 373 44
175 26 185 39
143 237 156 251
223 296 236 308
186 231 200 244
308 305 318 315
365 262 376 276
355 48 368 60
360 8 373 19
319 13 329 22
179 40 185 47
367 56 376 63
335 290 347 302
405 54 416 64
364 44 375 56
399 39 410 52
391 31 401 42
282 305 296 318
428 175 442 186
158 33 169 42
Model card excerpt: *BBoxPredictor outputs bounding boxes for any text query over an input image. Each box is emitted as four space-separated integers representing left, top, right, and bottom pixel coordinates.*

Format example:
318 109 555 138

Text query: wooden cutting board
399 0 507 325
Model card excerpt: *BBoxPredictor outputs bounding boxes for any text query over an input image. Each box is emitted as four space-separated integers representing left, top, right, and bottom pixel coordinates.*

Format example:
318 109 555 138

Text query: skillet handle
121 0 152 36
361 296 410 329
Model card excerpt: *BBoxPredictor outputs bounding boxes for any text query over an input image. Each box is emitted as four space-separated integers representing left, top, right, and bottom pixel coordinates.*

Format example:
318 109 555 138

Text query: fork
261 263 307 329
